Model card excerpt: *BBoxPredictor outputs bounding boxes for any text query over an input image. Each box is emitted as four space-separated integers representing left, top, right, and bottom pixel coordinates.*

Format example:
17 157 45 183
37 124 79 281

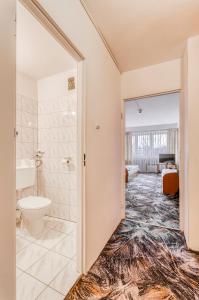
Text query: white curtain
125 128 178 172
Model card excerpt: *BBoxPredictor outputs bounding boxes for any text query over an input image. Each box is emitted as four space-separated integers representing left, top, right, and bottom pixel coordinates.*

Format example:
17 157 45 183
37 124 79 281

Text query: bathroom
16 2 82 299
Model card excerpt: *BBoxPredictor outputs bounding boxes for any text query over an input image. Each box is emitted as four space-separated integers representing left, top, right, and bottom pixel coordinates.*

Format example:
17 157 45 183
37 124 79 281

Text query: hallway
66 174 199 299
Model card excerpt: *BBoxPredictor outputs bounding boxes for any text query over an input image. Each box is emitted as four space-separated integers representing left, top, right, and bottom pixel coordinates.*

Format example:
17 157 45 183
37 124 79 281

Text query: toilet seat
18 196 51 210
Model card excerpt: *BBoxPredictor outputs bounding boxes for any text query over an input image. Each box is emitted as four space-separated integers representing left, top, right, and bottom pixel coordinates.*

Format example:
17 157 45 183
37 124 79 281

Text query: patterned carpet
66 173 199 300
126 173 179 229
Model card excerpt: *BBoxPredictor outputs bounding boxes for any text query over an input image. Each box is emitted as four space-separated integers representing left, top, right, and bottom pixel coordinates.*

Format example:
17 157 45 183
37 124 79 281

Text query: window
126 128 178 172
153 132 167 150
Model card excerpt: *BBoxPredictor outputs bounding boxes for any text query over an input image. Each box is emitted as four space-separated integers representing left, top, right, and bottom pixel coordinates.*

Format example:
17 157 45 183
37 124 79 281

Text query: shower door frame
19 0 86 274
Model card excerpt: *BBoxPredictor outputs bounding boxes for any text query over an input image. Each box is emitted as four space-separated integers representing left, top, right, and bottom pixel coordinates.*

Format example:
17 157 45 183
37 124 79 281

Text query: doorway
16 1 85 299
123 91 180 230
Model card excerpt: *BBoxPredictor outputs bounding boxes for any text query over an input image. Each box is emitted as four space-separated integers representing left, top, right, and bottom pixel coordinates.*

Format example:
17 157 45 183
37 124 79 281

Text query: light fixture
135 100 143 114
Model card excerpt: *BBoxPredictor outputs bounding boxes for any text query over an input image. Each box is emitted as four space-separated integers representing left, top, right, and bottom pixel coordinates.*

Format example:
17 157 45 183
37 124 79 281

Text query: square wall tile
21 142 34 159
16 111 21 126
16 94 22 110
21 127 34 143
49 203 70 220
45 217 76 235
21 96 34 114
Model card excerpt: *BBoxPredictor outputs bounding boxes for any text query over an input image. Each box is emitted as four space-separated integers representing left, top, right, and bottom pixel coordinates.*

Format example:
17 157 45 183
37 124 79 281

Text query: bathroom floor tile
50 260 79 295
52 235 76 258
33 228 66 249
16 216 78 299
27 251 69 285
37 287 64 300
16 243 47 270
16 236 31 253
16 226 39 242
16 272 46 300
45 217 77 235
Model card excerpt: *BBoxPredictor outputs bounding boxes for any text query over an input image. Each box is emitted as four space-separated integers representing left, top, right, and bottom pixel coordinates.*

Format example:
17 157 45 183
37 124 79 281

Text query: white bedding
126 165 139 175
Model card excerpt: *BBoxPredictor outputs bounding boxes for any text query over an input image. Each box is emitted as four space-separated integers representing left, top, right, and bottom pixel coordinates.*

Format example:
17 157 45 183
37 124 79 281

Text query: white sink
16 159 35 190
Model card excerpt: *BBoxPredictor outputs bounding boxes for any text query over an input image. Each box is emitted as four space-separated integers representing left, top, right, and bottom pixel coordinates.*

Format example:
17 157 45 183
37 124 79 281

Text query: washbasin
16 159 35 190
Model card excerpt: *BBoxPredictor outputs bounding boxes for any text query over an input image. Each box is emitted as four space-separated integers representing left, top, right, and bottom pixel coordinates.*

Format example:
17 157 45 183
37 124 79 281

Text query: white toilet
16 159 52 235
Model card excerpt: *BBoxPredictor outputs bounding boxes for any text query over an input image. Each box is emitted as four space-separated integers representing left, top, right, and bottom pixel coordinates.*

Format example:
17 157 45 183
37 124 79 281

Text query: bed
125 165 139 182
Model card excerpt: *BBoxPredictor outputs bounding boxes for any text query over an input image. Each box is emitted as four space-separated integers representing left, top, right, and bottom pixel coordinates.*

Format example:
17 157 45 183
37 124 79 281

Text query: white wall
121 59 181 100
17 72 37 99
181 35 199 251
0 1 16 299
39 0 122 272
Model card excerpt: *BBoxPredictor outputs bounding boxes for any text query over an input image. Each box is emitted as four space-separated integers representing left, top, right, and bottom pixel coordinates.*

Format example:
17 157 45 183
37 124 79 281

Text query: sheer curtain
125 128 178 172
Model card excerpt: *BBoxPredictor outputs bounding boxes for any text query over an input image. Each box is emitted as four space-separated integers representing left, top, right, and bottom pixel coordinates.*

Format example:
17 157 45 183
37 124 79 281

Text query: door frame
121 89 182 228
18 0 86 274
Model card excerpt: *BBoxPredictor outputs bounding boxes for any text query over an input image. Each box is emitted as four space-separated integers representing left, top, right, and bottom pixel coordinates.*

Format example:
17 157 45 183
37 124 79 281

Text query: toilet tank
16 159 35 190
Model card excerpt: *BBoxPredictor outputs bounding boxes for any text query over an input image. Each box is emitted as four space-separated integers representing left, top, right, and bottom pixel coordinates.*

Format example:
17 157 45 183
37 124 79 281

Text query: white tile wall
16 74 38 199
16 70 78 220
37 70 78 221
16 94 37 161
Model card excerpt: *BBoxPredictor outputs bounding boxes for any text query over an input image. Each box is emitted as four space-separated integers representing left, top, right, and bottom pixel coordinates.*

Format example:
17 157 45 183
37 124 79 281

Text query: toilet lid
18 196 51 210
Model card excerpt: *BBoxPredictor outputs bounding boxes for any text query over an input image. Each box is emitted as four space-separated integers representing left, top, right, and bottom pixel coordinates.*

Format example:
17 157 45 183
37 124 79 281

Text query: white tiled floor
33 228 66 249
16 236 31 253
50 260 79 295
16 243 48 270
27 251 69 285
53 235 76 258
16 217 79 300
37 287 63 300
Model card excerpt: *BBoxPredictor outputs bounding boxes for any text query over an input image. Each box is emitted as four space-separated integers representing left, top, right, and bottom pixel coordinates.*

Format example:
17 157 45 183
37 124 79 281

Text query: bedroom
124 92 179 229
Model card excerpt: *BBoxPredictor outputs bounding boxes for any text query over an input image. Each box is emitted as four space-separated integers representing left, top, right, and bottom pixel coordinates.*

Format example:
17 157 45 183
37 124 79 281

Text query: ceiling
125 93 179 128
17 2 76 80
83 0 199 72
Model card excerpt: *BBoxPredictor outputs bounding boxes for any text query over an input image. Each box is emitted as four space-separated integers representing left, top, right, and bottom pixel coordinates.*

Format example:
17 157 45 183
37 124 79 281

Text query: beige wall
121 59 181 100
180 48 188 234
39 0 122 271
0 1 16 299
181 35 199 251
